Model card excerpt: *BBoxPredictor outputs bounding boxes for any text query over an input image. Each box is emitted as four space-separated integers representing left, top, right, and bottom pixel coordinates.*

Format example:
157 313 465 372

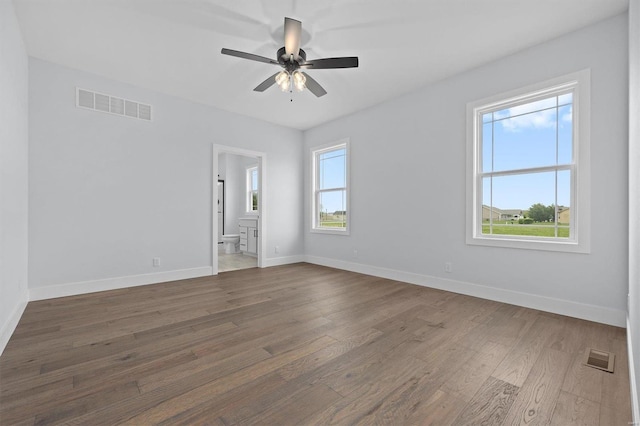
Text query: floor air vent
76 88 152 121
583 348 615 373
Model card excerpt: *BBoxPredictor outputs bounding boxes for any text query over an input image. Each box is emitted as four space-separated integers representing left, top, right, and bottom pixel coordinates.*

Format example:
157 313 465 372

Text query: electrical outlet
275 245 279 254
444 262 453 273
353 249 358 258
153 257 161 267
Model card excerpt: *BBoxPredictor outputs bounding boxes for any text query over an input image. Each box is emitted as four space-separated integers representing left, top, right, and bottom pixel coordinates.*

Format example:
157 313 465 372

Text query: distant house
482 205 501 221
482 205 523 221
499 209 523 221
558 207 570 224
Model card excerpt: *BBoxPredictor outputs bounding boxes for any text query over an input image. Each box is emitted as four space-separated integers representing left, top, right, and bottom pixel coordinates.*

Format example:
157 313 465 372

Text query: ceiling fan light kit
221 17 358 98
275 70 290 91
276 69 306 92
292 71 306 92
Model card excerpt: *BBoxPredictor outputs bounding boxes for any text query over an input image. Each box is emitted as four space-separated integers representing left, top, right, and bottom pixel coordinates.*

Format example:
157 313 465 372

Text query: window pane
481 177 496 234
493 109 557 171
251 191 258 211
557 170 571 229
493 172 555 211
483 172 564 237
482 177 492 223
319 148 346 189
318 190 346 228
251 169 258 191
246 168 258 212
493 96 556 121
558 104 573 165
482 122 492 172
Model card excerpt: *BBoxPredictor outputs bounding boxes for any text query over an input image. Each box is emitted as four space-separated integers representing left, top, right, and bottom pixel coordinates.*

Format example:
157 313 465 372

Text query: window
246 166 258 213
466 70 590 252
312 141 349 234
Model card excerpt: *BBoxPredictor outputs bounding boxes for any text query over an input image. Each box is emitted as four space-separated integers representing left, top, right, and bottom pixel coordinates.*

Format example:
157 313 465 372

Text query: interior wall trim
261 255 306 268
25 256 306 304
304 255 626 327
628 316 640 425
28 267 213 301
0 292 28 356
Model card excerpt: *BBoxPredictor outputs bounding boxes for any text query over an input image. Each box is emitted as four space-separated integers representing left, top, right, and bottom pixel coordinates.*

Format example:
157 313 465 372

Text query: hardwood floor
0 263 632 425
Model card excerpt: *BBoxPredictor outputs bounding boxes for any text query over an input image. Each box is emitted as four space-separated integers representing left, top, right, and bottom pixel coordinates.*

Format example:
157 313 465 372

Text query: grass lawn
319 221 346 228
482 224 570 238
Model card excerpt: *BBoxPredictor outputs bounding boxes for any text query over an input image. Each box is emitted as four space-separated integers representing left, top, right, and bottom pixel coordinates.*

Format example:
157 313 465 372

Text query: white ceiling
13 0 628 130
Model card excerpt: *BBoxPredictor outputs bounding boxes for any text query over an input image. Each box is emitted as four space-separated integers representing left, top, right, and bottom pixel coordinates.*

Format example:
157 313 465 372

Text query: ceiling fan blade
283 17 302 59
302 57 359 69
221 48 278 65
253 73 279 92
302 73 327 97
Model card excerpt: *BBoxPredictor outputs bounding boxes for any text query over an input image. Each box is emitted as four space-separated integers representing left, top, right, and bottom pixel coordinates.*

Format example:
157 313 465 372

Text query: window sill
311 227 350 236
466 235 590 253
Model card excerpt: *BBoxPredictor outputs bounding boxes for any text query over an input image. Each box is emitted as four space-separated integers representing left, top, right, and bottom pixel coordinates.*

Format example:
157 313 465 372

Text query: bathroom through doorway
212 145 266 274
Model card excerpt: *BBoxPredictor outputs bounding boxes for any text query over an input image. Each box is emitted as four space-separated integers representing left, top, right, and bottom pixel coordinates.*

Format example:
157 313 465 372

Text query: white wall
28 58 304 295
304 14 628 326
0 1 29 354
628 0 640 420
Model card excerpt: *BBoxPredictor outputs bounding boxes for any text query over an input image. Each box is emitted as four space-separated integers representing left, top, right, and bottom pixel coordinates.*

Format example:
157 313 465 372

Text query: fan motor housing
277 47 306 72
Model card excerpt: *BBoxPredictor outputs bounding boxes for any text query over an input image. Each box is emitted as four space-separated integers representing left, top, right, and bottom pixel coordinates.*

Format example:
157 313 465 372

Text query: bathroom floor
218 244 257 272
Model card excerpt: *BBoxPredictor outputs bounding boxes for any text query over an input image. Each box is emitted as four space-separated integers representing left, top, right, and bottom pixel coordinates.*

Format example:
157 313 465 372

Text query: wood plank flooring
0 263 632 425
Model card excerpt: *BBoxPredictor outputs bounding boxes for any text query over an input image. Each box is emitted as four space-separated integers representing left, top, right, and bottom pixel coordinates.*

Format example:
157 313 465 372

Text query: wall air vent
76 88 152 121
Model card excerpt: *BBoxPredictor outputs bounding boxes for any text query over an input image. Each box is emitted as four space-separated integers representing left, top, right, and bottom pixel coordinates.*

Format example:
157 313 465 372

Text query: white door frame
212 144 266 275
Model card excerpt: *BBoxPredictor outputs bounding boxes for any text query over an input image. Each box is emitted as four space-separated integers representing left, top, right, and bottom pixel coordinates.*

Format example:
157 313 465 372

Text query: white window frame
466 70 591 253
246 166 259 214
311 139 350 235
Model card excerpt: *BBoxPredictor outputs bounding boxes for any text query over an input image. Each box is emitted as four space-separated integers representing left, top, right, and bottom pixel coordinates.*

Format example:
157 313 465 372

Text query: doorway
212 145 266 275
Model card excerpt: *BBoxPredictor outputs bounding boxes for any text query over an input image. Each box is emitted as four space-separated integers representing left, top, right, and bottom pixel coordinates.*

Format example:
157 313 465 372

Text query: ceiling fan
221 17 359 97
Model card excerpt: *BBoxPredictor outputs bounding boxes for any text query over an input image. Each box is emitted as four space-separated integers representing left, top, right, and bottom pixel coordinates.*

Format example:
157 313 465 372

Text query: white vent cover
76 88 152 121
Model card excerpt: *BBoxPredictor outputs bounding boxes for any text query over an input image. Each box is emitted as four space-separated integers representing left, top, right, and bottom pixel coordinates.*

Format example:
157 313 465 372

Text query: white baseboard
305 255 626 327
629 316 640 425
29 267 213 301
262 255 306 268
0 291 28 356
27 256 306 302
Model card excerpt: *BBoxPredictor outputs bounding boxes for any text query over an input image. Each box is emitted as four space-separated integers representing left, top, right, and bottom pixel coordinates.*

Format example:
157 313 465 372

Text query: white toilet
221 234 240 254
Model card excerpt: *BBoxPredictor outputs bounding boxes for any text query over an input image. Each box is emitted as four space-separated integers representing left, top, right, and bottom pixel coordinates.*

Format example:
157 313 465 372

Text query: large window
246 166 258 213
467 70 590 252
312 141 349 234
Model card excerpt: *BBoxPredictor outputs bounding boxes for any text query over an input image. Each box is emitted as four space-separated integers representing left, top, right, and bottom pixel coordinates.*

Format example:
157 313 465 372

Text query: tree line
526 203 557 222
